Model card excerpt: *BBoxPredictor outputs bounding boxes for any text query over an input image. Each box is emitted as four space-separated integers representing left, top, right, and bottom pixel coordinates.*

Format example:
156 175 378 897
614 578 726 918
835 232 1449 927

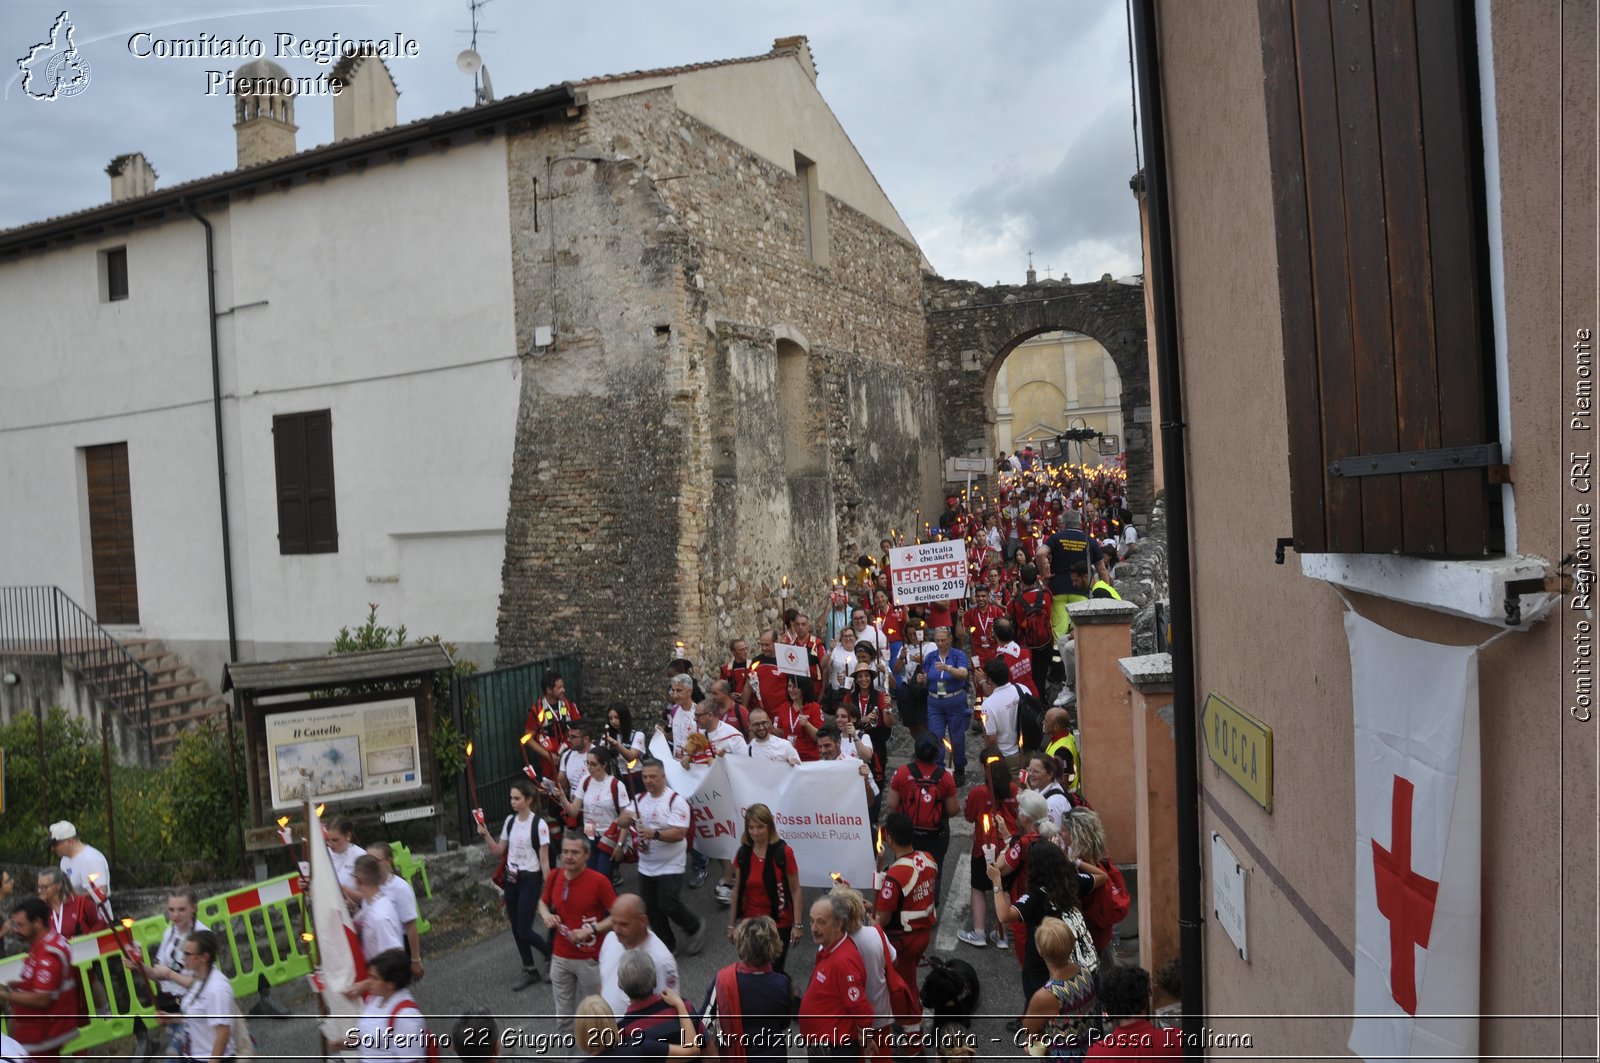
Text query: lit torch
465 741 484 828
519 731 537 779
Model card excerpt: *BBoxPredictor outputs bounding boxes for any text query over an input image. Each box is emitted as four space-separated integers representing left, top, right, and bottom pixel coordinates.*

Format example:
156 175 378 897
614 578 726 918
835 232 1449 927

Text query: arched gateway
924 275 1152 519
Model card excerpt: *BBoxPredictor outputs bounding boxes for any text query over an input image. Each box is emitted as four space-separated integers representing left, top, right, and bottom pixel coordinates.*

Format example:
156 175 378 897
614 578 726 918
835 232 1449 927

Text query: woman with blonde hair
701 917 792 1061
1020 917 1097 1059
573 992 700 1058
1062 808 1128 971
727 804 803 975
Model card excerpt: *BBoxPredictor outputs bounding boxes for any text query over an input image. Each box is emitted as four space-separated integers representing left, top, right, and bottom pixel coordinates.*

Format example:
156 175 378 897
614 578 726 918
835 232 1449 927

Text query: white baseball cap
48 820 77 843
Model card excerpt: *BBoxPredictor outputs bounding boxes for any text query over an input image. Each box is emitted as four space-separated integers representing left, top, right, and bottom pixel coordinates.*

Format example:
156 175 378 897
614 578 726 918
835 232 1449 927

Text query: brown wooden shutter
1260 0 1501 557
273 410 338 554
85 442 139 624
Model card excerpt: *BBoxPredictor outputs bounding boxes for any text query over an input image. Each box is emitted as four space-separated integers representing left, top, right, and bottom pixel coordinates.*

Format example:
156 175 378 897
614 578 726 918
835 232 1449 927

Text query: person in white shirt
49 821 110 907
827 627 860 695
832 887 897 1033
327 817 368 904
352 949 426 1063
617 760 704 956
816 726 877 804
665 674 698 755
354 855 406 959
744 708 800 765
681 702 748 766
831 702 876 767
558 723 597 804
479 778 552 990
175 930 236 1063
979 658 1023 769
367 843 423 981
139 887 209 1015
851 608 889 658
597 894 679 1019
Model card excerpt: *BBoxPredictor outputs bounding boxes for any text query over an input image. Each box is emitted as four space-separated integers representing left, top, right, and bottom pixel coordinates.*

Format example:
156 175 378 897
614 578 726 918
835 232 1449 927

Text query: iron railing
0 585 155 762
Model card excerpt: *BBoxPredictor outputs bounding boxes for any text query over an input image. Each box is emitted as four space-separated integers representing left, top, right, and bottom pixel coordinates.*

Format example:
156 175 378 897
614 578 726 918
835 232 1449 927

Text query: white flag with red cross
1346 612 1480 1062
774 641 810 678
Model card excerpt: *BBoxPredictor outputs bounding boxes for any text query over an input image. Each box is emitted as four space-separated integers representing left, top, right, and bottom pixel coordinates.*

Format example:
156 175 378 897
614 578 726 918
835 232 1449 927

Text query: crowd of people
0 459 1181 1061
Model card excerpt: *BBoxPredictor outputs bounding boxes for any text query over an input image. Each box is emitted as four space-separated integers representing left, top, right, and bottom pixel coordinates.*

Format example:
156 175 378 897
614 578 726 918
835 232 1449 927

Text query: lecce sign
1201 694 1273 812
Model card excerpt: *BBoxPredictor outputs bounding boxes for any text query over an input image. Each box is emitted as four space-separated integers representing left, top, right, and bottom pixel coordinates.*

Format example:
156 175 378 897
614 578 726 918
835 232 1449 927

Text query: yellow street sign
1201 693 1273 812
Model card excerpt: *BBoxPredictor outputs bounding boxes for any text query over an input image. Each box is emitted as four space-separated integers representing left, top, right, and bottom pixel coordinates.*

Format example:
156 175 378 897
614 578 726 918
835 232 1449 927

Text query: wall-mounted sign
264 695 425 811
1211 831 1248 960
1201 693 1273 811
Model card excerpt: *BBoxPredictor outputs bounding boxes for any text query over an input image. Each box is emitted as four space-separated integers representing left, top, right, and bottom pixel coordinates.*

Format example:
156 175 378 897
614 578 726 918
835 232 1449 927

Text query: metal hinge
1329 443 1502 478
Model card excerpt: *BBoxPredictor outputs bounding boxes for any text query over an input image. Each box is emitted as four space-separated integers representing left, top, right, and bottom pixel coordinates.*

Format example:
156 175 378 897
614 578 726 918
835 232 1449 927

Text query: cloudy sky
0 0 1143 284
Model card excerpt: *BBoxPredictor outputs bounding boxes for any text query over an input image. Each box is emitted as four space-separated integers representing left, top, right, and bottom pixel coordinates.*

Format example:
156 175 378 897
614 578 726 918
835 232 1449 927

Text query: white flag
307 804 365 1042
774 641 810 677
1346 612 1480 1062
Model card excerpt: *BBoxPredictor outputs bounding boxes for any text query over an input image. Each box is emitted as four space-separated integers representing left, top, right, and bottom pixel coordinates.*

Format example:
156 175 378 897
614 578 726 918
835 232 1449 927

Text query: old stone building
492 40 944 706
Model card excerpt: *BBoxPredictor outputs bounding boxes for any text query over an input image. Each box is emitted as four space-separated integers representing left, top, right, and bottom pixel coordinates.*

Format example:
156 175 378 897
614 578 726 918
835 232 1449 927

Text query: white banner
888 539 969 606
648 733 875 888
1346 612 1480 1063
264 696 424 811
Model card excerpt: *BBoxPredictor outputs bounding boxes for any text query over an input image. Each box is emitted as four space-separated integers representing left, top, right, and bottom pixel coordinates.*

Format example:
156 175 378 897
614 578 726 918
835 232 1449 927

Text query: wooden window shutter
273 410 338 554
1260 0 1502 557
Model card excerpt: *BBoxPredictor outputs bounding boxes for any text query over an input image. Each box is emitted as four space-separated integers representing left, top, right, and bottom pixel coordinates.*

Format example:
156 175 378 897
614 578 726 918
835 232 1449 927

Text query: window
102 247 128 301
793 152 829 266
1260 0 1501 557
272 410 338 554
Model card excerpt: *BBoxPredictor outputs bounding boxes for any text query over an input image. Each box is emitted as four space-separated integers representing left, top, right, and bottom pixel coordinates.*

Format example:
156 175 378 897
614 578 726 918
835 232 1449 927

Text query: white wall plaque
1211 831 1248 961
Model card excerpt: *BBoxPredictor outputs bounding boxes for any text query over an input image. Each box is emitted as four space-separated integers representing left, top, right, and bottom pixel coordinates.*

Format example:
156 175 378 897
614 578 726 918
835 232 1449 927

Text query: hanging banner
1346 612 1480 1063
888 539 969 606
649 734 875 888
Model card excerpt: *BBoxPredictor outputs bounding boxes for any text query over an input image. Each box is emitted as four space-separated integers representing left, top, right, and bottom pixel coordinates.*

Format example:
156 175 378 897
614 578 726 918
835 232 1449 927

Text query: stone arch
924 275 1151 519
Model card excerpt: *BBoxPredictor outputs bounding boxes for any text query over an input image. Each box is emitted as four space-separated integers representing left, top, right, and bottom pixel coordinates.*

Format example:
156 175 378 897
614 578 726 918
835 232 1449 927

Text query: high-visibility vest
1090 580 1122 600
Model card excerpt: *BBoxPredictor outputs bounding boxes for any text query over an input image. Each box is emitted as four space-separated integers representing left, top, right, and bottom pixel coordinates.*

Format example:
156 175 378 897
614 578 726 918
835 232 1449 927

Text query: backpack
902 762 948 831
1015 689 1045 754
387 999 443 1061
1016 587 1053 648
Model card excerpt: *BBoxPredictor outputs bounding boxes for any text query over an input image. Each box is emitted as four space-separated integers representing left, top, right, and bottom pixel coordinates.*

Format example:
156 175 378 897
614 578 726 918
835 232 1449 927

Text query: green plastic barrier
194 872 313 999
0 915 166 1056
389 840 434 935
1 842 429 1053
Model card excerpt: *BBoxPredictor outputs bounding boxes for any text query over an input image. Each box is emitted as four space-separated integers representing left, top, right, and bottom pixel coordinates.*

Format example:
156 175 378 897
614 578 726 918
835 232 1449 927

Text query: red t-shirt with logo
10 928 79 1052
721 660 752 698
772 701 825 762
963 603 1006 665
798 936 873 1047
877 851 938 932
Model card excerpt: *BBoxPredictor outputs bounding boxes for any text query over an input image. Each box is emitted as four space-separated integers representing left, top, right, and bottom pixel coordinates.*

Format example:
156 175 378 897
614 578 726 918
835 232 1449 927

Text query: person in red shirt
742 630 791 715
721 638 752 700
962 586 1005 667
782 614 827 685
874 812 937 1017
36 869 105 939
537 835 617 1029
883 736 960 900
1085 964 1183 1059
525 673 578 781
992 618 1039 698
774 676 825 762
0 898 80 1058
798 895 873 1055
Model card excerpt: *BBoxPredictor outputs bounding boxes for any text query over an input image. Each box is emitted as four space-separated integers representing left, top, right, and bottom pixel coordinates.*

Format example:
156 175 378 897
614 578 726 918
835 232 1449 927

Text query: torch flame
301 931 314 942
943 738 953 754
520 732 532 746
121 917 135 929
465 741 474 757
829 872 844 884
315 803 326 817
276 816 290 829
88 873 99 884
982 813 992 836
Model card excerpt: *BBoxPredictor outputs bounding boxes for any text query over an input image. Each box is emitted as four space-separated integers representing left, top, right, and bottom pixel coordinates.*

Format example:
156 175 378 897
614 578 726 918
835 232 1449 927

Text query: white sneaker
714 882 733 905
956 929 987 948
1053 687 1076 707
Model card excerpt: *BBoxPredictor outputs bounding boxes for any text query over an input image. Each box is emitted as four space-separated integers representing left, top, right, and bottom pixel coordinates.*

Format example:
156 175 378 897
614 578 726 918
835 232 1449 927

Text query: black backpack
1016 689 1045 753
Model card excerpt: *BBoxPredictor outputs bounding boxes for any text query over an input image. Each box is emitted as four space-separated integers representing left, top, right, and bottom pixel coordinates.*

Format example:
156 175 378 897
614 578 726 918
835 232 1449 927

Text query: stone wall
924 276 1153 519
496 89 940 710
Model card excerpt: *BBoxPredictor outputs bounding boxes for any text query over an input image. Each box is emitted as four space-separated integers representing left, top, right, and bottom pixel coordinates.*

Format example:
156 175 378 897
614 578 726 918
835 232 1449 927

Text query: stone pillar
1065 598 1138 864
1120 651 1178 1003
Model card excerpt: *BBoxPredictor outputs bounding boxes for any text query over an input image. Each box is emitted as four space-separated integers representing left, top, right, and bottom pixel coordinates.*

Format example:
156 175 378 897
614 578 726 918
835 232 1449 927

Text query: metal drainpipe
1131 0 1206 1051
179 201 240 666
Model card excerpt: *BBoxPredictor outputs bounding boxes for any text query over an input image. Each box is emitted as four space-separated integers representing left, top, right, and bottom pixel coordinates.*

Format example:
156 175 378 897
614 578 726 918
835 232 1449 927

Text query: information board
264 695 425 811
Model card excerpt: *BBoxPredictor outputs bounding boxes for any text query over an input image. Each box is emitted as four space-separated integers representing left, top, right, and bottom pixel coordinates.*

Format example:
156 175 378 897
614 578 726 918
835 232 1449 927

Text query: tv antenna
455 0 496 105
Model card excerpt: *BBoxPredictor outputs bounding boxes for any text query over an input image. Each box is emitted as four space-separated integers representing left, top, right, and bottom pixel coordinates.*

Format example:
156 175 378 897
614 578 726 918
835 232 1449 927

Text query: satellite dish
478 65 495 103
456 48 483 74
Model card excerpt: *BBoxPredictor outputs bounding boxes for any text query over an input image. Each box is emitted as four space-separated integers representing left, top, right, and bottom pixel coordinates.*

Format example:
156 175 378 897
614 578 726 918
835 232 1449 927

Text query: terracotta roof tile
577 46 790 87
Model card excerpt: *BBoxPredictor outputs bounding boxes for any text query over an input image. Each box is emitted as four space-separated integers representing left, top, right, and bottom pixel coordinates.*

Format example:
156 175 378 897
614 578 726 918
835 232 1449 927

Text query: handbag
876 926 921 1027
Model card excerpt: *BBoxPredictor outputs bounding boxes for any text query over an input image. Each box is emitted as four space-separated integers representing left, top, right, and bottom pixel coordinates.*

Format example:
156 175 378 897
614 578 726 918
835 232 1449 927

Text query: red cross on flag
774 641 810 678
1346 613 1480 1062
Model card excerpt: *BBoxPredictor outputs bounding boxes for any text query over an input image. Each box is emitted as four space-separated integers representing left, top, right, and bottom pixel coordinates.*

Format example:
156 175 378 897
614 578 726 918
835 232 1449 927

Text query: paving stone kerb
924 275 1152 519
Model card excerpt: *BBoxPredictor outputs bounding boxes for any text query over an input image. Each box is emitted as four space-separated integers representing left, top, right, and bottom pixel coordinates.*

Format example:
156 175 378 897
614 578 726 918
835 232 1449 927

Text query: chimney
331 48 400 141
773 35 817 82
106 153 157 202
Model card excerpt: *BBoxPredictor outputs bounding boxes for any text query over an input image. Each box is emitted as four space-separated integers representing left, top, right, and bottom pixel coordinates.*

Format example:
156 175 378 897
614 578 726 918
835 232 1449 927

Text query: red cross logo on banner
1371 774 1440 1016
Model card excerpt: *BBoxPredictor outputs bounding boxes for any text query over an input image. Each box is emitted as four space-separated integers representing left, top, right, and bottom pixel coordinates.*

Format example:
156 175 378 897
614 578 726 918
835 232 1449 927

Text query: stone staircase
82 637 228 758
